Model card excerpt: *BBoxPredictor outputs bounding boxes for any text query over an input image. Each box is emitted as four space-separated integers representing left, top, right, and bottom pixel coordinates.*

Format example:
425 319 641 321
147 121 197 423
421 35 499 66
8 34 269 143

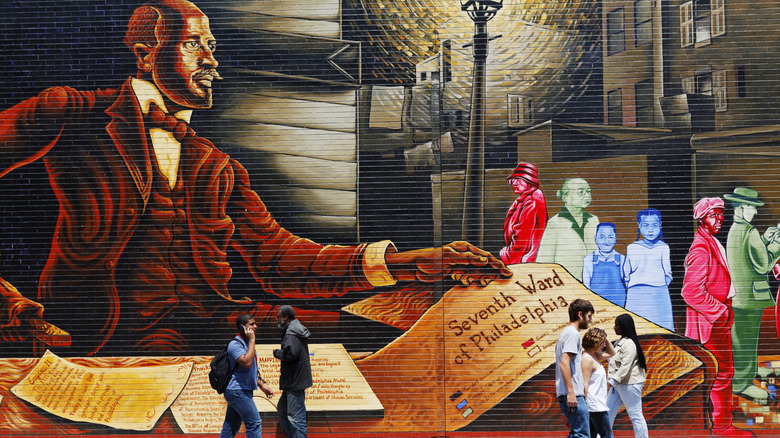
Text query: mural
3 0 780 436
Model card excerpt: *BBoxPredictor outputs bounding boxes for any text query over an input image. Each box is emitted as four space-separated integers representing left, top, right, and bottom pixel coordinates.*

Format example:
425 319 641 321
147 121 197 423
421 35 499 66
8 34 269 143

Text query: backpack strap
227 338 241 372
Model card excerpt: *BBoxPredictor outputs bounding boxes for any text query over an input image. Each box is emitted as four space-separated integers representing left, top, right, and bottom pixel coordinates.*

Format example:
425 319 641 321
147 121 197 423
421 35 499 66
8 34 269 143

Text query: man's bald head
125 0 220 110
124 0 203 50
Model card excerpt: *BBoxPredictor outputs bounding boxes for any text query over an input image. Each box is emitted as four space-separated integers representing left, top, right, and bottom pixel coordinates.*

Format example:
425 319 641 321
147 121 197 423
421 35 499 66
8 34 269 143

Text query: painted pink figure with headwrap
500 162 548 264
682 197 753 437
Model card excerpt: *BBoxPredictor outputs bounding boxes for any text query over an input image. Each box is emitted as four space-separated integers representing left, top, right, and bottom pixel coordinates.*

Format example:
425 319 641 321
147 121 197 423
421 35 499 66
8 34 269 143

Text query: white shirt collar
595 249 618 261
130 77 193 124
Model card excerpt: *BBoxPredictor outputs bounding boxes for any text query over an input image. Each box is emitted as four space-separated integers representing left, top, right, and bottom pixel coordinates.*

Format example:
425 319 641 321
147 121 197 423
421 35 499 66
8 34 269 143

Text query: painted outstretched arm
0 277 70 346
0 86 114 178
385 241 512 286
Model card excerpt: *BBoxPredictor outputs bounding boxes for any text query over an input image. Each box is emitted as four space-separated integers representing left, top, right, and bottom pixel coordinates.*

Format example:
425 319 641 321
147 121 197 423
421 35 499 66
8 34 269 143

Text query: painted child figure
623 209 674 331
582 223 627 307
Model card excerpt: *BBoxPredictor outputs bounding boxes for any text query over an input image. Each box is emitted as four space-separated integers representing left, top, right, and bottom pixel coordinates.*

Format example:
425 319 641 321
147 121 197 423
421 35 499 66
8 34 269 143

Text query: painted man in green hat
725 187 780 405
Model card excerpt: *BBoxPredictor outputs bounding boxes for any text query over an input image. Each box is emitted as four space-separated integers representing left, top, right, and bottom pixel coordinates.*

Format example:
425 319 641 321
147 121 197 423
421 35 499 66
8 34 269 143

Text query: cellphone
243 325 249 333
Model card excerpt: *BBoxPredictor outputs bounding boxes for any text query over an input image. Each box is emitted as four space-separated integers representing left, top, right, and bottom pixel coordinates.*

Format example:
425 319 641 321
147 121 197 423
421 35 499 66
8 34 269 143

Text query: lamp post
459 0 502 246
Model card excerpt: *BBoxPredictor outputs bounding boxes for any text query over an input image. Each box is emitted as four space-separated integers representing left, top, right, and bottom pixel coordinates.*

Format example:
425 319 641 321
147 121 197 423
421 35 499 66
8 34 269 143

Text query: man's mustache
193 69 223 81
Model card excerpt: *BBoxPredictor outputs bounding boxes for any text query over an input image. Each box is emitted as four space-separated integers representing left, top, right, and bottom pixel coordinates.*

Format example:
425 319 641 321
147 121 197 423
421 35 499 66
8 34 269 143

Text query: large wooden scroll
10 350 192 431
355 263 675 431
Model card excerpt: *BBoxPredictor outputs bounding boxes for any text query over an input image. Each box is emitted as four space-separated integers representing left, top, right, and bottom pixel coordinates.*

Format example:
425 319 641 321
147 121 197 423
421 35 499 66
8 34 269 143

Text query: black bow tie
146 103 195 141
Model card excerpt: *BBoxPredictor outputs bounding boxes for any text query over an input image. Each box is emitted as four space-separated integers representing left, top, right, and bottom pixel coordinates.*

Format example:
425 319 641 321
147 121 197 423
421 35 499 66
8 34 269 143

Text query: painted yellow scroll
10 350 192 431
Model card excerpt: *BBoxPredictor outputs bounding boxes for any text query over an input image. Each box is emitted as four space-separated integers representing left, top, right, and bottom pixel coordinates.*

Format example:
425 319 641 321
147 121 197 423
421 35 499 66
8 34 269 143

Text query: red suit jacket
0 79 375 354
681 227 733 344
500 187 547 264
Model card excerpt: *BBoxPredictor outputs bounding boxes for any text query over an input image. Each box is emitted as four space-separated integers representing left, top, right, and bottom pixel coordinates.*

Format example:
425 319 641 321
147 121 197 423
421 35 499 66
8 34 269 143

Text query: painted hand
385 241 512 286
763 227 780 243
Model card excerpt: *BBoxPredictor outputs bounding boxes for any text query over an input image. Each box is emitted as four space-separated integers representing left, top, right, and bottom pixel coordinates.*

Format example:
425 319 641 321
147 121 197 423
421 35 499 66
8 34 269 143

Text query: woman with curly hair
582 327 616 438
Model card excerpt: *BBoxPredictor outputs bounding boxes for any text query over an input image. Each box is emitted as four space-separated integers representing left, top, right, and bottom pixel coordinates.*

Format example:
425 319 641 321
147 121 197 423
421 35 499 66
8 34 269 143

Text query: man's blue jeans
558 394 590 438
220 389 262 438
278 389 307 438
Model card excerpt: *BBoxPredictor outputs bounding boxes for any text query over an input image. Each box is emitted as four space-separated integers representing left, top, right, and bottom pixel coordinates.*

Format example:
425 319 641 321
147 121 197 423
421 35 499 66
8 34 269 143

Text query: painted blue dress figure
623 209 674 331
582 223 627 307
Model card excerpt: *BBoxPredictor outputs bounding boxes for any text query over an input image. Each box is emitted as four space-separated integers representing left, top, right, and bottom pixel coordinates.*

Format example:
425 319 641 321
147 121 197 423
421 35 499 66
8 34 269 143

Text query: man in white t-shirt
555 298 594 438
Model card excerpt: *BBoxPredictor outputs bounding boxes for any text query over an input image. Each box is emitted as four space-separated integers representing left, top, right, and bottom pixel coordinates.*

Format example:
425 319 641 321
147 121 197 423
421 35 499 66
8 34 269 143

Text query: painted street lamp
460 0 503 246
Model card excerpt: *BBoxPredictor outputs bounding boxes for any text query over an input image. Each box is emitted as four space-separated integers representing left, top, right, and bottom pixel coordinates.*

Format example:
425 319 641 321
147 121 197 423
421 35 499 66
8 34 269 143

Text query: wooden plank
220 123 356 162
220 96 356 133
297 214 357 230
264 153 356 191
228 15 340 39
221 0 341 21
246 88 356 107
265 185 356 217
218 30 360 86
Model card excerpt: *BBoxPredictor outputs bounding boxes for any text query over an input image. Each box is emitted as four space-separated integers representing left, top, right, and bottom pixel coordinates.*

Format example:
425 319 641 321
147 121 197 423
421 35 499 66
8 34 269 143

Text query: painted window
607 8 626 55
608 88 623 125
680 2 694 47
713 70 727 111
508 94 534 127
635 80 654 127
737 65 747 98
695 70 713 96
694 0 712 45
635 0 653 47
681 0 725 47
682 76 695 93
711 0 725 37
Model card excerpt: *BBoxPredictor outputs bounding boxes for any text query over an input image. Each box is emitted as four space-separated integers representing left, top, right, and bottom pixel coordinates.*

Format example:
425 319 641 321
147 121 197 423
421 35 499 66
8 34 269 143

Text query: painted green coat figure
537 178 599 282
724 187 780 405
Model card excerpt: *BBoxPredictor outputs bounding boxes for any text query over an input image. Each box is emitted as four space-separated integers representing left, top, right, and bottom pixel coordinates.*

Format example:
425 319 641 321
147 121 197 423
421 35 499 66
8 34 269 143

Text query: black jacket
273 319 313 391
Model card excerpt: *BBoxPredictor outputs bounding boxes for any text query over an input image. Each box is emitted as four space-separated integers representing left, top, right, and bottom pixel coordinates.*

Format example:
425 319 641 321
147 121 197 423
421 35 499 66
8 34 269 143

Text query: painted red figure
500 162 547 264
0 0 511 355
682 197 754 438
771 262 780 338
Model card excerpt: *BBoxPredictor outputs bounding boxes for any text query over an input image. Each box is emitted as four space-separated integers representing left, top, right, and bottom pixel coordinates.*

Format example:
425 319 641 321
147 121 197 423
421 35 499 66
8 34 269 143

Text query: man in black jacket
273 305 312 438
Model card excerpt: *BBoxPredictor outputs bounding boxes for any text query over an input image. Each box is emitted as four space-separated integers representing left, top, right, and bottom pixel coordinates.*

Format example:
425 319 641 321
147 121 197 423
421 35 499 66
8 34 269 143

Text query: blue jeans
220 389 262 438
558 394 590 438
278 389 307 438
607 383 647 438
589 411 613 438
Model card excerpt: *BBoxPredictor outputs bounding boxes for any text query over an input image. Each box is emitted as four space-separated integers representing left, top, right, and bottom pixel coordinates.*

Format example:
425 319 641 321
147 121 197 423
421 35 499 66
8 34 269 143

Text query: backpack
209 339 240 394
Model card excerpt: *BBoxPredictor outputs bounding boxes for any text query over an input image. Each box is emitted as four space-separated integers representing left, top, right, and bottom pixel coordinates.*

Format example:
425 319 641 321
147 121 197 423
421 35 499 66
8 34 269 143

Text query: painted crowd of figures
503 163 780 436
501 162 674 331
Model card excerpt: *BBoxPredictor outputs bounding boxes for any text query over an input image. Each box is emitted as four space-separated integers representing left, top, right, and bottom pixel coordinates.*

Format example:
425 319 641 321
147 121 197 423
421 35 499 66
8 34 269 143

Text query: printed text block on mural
10 350 192 431
170 344 383 434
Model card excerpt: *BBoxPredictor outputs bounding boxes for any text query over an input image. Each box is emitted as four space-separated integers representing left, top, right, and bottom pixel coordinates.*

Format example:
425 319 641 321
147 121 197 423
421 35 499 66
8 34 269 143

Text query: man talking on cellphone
220 313 275 438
